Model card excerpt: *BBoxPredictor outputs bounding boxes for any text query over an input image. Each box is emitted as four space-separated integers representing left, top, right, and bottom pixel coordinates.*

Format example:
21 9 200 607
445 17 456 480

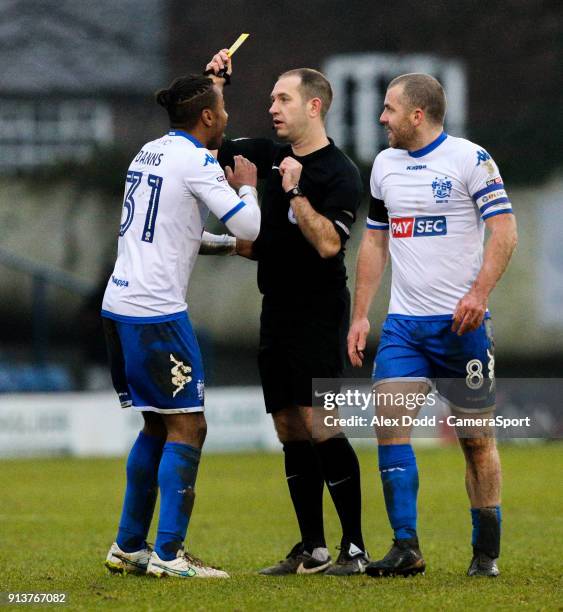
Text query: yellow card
227 33 250 57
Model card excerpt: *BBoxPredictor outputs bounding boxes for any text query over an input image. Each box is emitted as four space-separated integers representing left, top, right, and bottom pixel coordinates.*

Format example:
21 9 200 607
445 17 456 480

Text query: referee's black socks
282 440 326 551
315 434 365 552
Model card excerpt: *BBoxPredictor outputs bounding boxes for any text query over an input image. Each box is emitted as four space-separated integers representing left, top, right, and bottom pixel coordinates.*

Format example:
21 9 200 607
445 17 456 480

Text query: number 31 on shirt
119 171 163 243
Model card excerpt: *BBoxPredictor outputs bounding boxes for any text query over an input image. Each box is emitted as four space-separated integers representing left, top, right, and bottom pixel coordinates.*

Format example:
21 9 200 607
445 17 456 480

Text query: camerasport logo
391 216 447 238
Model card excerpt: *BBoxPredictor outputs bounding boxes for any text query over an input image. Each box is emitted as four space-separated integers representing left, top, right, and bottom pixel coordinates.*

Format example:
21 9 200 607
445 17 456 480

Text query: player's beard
387 121 417 150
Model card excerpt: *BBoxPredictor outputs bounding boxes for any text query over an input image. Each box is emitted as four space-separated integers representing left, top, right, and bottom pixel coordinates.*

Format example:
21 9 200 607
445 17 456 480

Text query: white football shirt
102 130 249 322
367 132 513 317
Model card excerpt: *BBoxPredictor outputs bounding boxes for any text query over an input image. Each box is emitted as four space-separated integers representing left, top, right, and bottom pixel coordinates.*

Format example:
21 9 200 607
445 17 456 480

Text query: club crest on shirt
431 176 452 202
170 353 192 397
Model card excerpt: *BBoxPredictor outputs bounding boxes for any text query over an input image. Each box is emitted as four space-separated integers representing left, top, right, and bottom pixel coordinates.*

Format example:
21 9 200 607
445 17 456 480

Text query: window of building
0 99 113 170
323 53 467 163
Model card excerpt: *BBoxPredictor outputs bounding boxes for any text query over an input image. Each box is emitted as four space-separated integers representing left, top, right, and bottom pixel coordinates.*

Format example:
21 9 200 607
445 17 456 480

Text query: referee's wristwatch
284 184 304 201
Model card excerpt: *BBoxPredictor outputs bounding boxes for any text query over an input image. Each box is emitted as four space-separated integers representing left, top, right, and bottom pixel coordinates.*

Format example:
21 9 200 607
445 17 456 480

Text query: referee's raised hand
205 49 232 78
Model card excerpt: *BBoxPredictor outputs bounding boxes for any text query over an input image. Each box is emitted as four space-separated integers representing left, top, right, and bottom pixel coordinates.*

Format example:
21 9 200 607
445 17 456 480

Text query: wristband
203 69 231 86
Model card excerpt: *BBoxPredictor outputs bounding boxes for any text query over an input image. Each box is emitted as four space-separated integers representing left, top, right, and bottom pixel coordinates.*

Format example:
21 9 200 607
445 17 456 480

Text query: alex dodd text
323 415 532 429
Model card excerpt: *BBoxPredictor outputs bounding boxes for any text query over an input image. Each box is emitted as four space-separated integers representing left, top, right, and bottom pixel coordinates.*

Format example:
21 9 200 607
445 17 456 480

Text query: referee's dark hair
388 73 446 125
155 75 218 128
279 68 333 120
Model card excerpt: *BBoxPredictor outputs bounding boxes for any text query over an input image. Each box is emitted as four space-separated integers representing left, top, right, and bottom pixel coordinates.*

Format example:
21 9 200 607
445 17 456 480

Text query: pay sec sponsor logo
391 216 447 238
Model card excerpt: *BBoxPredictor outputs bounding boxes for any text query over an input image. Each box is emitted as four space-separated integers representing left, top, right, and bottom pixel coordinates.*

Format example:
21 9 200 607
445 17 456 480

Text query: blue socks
115 434 201 560
116 431 165 552
378 444 419 540
154 442 201 561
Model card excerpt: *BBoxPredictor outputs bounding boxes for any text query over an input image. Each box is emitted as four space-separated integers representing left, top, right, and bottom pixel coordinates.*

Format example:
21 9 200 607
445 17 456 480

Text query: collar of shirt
168 129 204 148
408 131 448 158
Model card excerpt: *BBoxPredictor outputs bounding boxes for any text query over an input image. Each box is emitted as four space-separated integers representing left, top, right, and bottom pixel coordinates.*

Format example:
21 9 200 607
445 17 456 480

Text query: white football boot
105 542 152 575
147 549 229 578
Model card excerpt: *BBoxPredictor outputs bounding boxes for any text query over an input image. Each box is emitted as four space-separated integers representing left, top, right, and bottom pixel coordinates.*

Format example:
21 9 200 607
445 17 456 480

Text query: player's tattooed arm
452 213 518 335
199 231 237 255
279 157 341 258
235 239 257 260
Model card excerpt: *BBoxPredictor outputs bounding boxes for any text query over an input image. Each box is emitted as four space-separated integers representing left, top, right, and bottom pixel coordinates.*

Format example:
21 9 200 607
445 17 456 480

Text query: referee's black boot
365 537 425 577
259 542 331 576
259 542 305 575
324 542 370 576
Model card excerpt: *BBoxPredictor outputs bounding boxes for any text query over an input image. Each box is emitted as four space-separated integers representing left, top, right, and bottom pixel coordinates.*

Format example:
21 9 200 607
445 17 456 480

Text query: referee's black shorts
258 289 350 413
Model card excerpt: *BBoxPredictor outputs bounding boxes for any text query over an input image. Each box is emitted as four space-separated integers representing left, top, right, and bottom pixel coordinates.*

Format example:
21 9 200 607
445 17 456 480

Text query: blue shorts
373 315 495 411
102 312 205 413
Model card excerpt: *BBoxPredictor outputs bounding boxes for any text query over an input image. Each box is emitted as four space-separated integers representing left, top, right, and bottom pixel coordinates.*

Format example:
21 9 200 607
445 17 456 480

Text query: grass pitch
1 443 562 610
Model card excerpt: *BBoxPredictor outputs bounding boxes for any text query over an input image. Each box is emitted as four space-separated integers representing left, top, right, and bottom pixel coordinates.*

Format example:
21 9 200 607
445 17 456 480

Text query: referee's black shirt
218 138 362 299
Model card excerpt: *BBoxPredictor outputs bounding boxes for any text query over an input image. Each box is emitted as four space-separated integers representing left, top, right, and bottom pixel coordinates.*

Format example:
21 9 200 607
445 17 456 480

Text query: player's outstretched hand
279 157 303 192
451 290 487 336
205 49 232 77
347 318 370 367
225 155 257 191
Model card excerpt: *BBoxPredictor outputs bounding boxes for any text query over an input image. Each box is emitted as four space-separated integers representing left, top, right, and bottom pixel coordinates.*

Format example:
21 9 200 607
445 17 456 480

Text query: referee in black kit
206 50 368 575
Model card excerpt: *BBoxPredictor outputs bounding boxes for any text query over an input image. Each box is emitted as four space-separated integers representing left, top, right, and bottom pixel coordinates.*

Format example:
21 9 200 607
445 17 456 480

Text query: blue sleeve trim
101 309 187 324
472 183 505 201
482 208 514 221
480 197 510 212
366 223 389 230
220 200 246 223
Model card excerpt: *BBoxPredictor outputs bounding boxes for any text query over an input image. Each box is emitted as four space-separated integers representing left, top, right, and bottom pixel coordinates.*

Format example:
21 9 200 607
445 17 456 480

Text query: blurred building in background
0 0 165 170
0 0 561 392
